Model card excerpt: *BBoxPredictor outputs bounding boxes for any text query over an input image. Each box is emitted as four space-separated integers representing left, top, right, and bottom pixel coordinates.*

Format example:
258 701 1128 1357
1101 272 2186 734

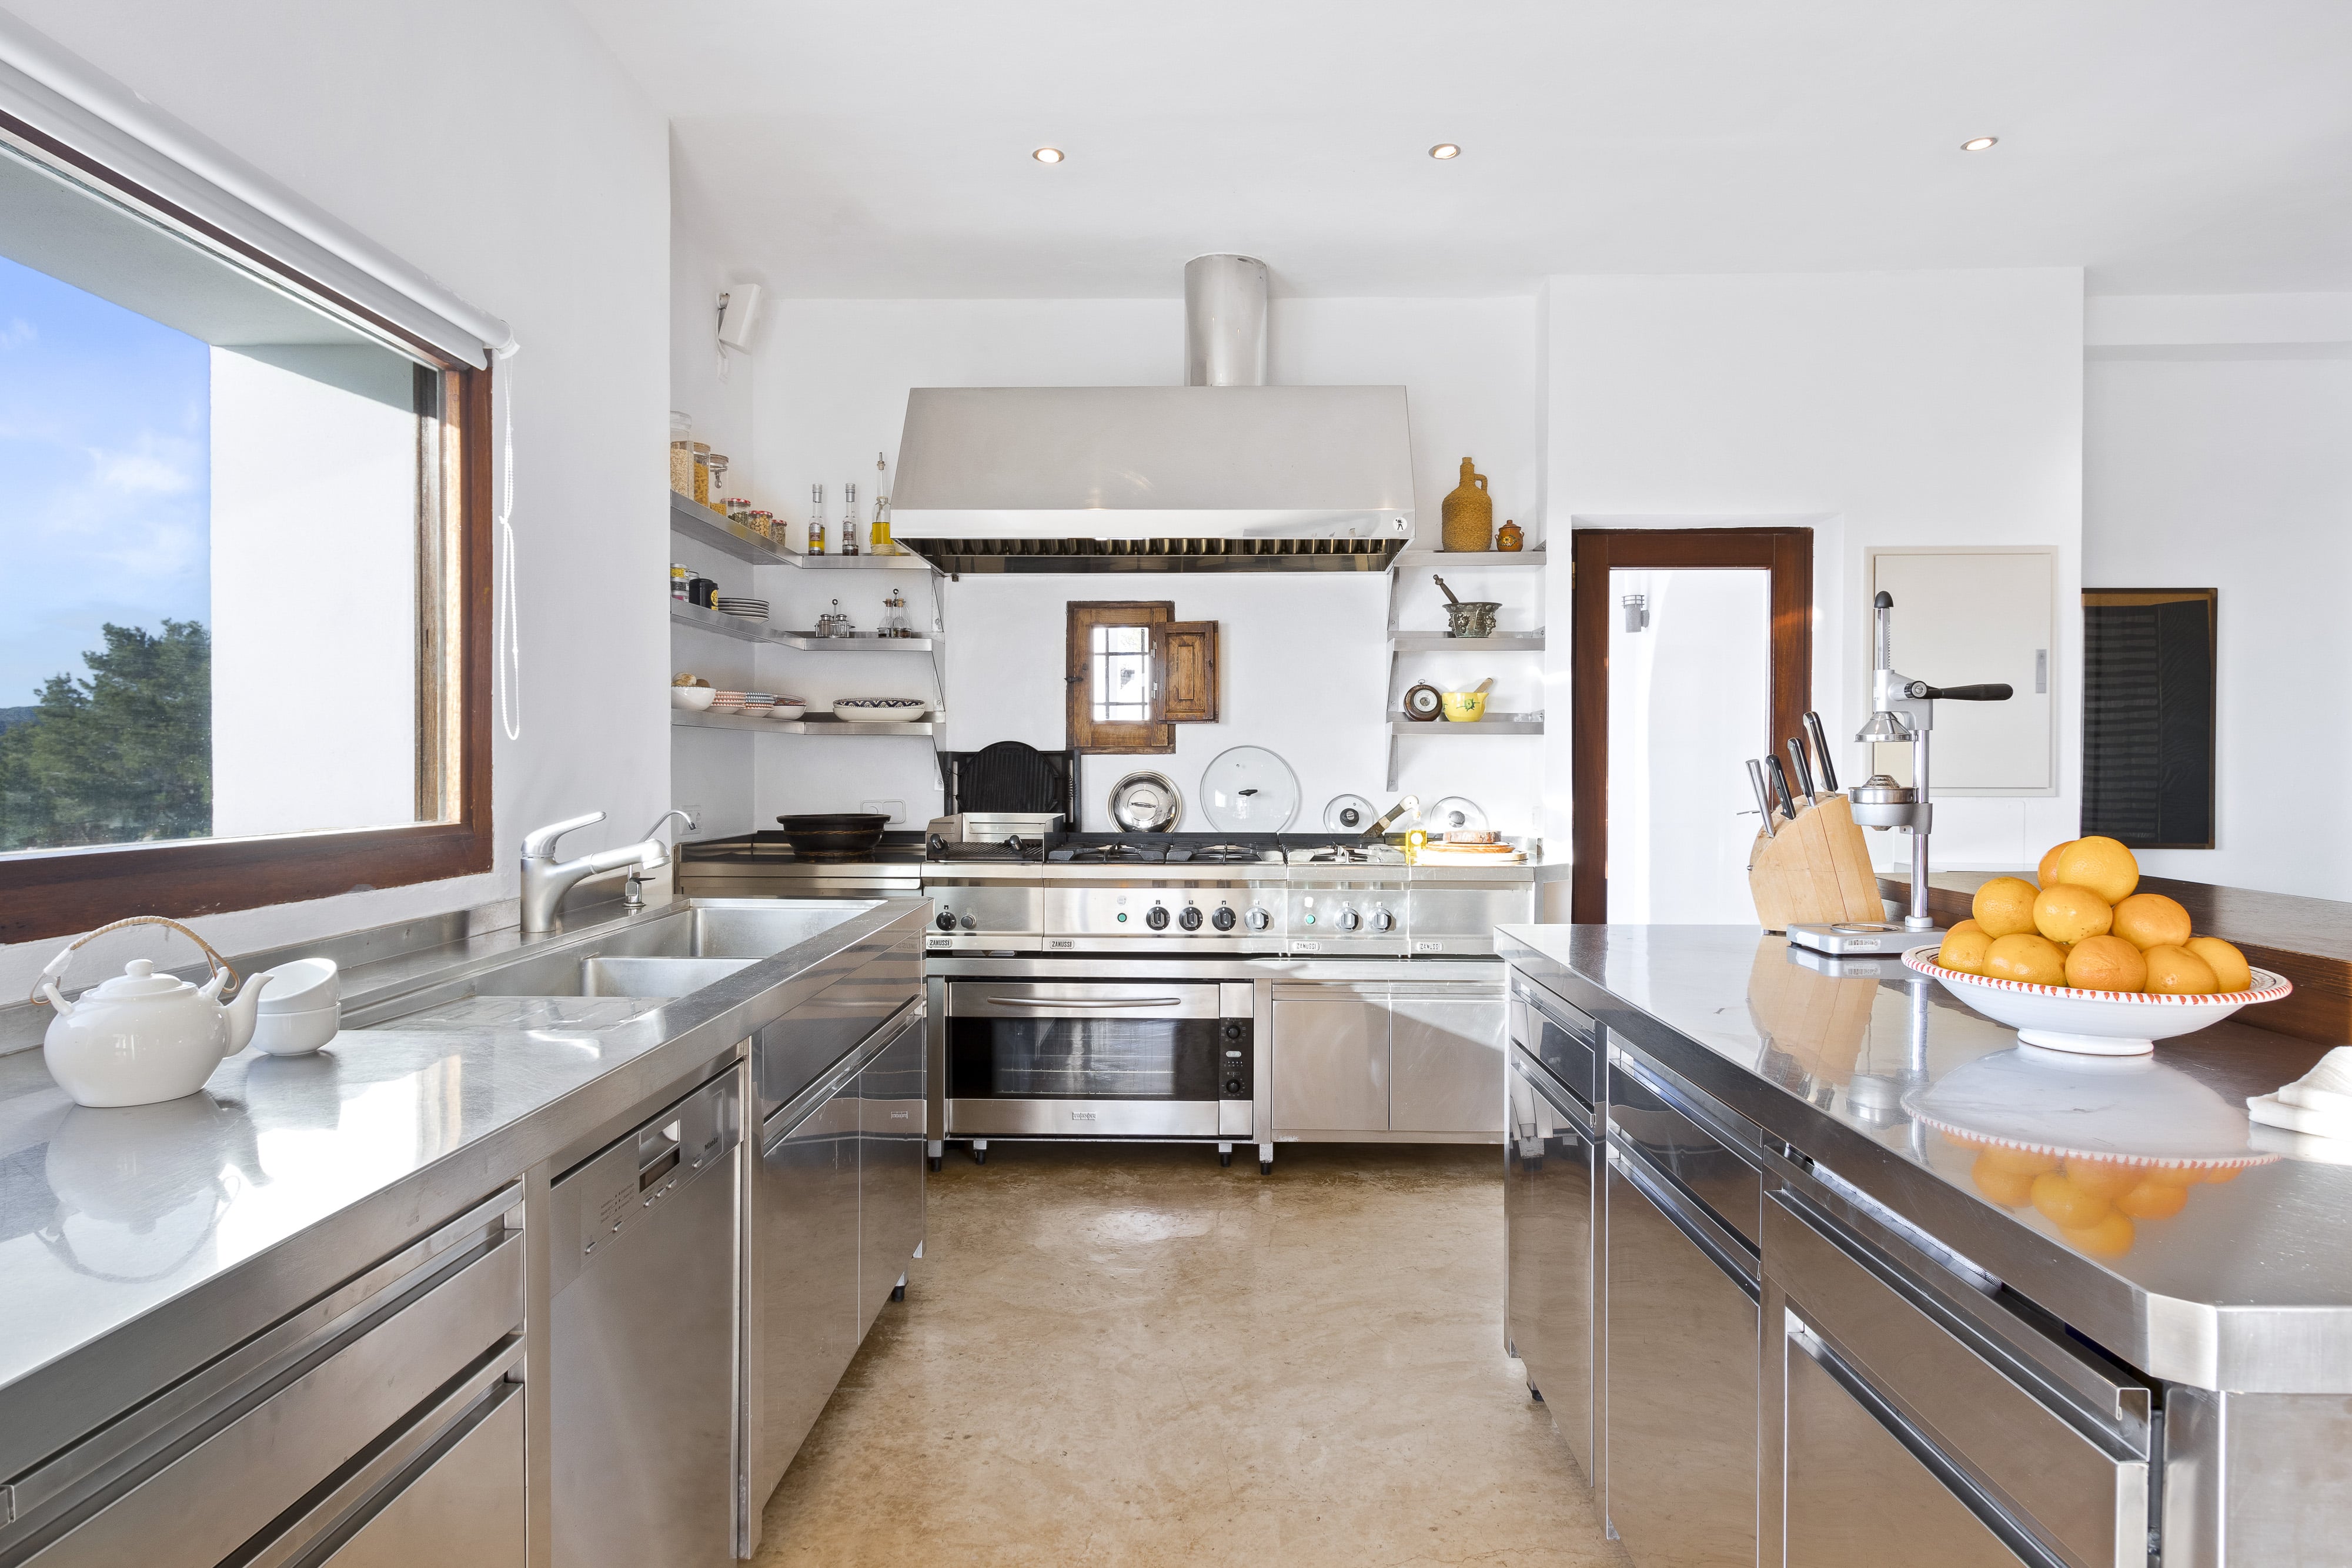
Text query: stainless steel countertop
0 895 930 1478
1497 923 2350 1394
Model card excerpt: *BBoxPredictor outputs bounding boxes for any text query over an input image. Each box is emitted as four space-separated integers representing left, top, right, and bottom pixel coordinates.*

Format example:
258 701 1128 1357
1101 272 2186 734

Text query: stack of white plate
714 596 769 621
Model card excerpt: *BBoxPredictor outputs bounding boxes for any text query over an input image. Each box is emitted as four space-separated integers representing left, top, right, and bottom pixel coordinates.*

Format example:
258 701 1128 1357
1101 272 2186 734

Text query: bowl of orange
1905 836 2291 1055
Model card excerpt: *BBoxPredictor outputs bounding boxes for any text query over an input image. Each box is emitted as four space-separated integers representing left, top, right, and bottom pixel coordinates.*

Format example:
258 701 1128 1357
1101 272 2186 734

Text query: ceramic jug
37 917 269 1108
1441 458 1492 551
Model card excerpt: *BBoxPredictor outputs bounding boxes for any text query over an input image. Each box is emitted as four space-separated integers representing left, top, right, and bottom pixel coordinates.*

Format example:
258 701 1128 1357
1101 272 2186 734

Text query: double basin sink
355 902 881 1027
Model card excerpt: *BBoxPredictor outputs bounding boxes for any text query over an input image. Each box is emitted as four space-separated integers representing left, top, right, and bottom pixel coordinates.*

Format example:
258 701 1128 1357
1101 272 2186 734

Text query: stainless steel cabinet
754 1072 863 1511
1783 1329 2029 1567
318 1385 527 1567
1605 1142 1758 1568
1271 985 1389 1131
858 1012 927 1329
551 1072 742 1568
1390 986 1506 1133
1508 1048 1601 1481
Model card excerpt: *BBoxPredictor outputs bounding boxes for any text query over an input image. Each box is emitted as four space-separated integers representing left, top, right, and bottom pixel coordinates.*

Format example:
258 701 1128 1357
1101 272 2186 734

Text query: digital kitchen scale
1785 921 1941 957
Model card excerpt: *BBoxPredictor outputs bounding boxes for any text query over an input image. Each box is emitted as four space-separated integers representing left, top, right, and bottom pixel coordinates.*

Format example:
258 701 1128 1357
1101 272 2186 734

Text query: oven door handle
978 995 1185 1008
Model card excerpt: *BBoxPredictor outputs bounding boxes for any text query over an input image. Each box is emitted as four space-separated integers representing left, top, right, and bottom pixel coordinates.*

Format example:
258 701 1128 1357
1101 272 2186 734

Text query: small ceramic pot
1441 692 1488 722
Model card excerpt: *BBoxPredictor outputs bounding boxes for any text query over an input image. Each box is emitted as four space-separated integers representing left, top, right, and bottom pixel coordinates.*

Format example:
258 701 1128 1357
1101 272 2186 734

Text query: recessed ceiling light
1033 146 1065 164
1961 136 1999 152
1428 143 1462 160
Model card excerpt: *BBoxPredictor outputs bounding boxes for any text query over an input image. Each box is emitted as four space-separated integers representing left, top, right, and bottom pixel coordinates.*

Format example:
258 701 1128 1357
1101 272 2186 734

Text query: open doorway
1570 529 1813 924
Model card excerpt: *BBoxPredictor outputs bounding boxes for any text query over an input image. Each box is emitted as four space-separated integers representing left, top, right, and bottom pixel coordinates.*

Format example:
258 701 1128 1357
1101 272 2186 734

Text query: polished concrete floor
755 1141 1631 1567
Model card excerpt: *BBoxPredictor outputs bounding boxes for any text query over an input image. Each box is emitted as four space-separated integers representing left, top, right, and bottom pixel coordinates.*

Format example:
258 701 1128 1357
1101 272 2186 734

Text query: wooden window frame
1569 527 1813 924
1067 602 1175 754
0 116 495 946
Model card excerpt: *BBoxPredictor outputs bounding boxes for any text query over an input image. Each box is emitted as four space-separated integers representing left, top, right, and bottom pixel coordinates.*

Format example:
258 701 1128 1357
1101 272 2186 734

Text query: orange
1972 877 2042 938
2185 937 2253 994
1948 918 1985 939
1971 1155 2035 1207
1978 1145 2059 1176
1938 927 1993 974
2117 1182 2188 1219
2032 1171 2112 1228
1986 933 2066 987
2053 836 2140 904
2112 892 2193 950
2200 1166 2240 1185
2140 1164 2203 1188
2061 1212 2136 1258
2064 1157 2143 1199
2144 945 2220 996
2033 884 2113 944
2037 841 2074 888
2065 935 2148 992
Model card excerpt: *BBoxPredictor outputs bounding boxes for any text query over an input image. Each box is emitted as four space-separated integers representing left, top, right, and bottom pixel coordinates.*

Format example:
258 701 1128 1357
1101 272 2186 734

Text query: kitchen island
1499 921 2352 1568
0 895 929 1567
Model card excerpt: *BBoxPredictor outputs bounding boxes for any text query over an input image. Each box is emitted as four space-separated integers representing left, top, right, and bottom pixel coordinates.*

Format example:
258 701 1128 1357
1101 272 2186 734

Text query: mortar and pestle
1432 576 1499 638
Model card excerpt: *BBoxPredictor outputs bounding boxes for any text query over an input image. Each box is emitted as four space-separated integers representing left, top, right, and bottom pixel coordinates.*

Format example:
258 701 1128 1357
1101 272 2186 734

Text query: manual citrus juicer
1785 591 2013 956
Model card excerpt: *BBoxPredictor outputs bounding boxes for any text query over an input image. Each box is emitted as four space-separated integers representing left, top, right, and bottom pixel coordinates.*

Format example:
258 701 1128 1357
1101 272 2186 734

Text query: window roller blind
0 11 512 369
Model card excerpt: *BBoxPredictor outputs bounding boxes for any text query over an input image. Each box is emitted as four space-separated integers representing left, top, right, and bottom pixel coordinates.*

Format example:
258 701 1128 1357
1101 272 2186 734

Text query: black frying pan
774 813 890 862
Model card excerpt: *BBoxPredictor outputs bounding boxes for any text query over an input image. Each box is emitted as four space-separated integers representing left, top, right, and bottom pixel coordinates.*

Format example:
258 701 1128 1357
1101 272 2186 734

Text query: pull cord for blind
492 341 522 740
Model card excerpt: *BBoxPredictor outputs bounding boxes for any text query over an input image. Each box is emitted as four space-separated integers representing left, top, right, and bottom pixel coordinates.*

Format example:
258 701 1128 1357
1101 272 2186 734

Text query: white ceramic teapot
36 917 269 1109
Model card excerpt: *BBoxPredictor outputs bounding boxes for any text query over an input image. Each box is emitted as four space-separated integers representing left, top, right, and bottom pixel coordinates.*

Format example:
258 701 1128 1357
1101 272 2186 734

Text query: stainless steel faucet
520 809 697 933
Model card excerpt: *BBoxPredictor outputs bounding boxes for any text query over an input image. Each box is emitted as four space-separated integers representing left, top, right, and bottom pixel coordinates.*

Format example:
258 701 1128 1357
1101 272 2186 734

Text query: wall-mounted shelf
670 601 770 641
671 710 946 737
1385 711 1545 790
1387 631 1545 653
1389 713 1545 736
668 492 932 570
1391 546 1546 574
770 632 940 653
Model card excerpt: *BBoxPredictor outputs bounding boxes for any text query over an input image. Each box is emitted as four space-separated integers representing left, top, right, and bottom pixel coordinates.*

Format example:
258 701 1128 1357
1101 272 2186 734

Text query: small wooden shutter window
1161 621 1219 723
1067 601 1173 754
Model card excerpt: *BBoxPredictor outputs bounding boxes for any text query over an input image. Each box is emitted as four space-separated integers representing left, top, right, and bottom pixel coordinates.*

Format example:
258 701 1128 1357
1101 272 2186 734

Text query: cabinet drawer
1765 1196 2147 1568
1510 978 1598 1107
1609 1051 1761 1250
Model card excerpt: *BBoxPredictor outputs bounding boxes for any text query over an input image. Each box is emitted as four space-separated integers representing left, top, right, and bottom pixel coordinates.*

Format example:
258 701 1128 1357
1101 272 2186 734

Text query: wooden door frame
1569 527 1813 924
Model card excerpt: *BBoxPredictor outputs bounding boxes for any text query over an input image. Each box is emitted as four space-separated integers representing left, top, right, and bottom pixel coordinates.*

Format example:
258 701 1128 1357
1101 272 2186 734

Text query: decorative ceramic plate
1200 746 1301 833
832 698 930 723
1902 945 2291 1056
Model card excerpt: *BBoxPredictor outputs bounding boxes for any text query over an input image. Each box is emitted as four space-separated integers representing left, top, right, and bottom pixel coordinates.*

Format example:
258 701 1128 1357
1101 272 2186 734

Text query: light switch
862 799 907 824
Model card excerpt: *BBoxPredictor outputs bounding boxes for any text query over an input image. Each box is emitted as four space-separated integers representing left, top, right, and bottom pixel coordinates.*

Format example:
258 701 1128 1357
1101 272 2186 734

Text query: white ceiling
569 0 2352 299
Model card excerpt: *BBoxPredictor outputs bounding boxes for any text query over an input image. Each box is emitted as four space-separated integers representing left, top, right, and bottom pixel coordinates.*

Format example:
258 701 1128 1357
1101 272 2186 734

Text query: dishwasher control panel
574 1071 739 1259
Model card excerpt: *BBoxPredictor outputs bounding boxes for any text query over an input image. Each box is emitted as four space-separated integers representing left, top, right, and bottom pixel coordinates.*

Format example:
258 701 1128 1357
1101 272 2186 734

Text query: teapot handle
31 915 240 1007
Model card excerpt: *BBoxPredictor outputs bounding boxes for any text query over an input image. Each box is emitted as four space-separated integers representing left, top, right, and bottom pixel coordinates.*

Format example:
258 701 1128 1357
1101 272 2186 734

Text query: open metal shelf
769 631 940 652
1390 545 1546 574
1386 631 1545 653
1388 713 1545 736
671 710 946 737
668 492 931 570
669 601 770 641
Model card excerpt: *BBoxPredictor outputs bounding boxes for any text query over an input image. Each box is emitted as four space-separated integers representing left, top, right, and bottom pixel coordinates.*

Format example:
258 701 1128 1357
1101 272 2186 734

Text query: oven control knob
1224 1078 1245 1095
1145 906 1170 931
1212 907 1238 931
1337 907 1362 931
1223 1023 1245 1040
1178 907 1204 931
935 910 956 931
1369 908 1395 932
1245 907 1271 930
959 914 978 930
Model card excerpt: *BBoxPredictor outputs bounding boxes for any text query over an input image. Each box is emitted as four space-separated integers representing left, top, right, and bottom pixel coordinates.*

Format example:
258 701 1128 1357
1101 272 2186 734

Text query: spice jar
747 510 774 540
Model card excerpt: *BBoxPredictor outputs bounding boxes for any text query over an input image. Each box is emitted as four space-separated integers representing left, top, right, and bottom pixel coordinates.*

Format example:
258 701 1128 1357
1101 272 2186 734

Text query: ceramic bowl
1440 691 1488 722
833 698 930 723
251 1004 340 1057
671 686 716 711
1442 601 1500 638
1901 945 2292 1055
768 703 807 721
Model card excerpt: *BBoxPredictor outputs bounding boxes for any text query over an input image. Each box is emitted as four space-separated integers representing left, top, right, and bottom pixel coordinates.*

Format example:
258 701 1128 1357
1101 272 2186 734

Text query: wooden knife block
1748 793 1886 932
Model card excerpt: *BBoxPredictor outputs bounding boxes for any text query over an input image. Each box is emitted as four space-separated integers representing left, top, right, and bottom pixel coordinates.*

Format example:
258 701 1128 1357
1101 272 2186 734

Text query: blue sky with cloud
0 255 209 705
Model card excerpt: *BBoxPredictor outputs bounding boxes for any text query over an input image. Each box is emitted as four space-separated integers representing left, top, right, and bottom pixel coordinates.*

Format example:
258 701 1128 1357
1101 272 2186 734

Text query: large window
0 123 489 942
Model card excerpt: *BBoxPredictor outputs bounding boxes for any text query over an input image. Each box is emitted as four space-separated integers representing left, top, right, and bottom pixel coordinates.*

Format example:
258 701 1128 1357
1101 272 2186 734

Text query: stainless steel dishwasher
550 1069 743 1568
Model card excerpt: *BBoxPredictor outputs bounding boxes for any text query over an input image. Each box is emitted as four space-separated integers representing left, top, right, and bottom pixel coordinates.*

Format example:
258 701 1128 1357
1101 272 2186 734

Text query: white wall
2084 323 2352 898
1540 270 2087 878
0 0 670 996
209 346 415 838
731 296 1545 836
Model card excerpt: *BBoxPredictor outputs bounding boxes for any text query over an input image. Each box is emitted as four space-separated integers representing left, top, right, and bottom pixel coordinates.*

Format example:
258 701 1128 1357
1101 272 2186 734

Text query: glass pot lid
1200 747 1301 833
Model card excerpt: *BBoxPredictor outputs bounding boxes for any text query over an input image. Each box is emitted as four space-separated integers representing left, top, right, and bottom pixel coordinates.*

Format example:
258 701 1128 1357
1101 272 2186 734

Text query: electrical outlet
677 803 704 838
862 799 906 824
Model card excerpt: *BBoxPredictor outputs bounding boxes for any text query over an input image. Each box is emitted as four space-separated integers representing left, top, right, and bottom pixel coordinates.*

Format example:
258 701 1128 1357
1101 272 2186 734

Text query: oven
942 979 1255 1141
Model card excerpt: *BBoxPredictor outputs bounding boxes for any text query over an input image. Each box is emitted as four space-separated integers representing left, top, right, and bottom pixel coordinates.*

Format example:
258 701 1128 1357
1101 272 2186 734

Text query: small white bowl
1902 945 2291 1056
671 686 716 711
769 703 807 721
255 957 339 1013
252 1004 340 1057
833 698 930 723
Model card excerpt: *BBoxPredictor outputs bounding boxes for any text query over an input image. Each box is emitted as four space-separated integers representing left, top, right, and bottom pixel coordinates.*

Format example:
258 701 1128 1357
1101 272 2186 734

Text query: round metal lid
1426 795 1488 833
1201 747 1301 834
1107 771 1182 833
1322 793 1378 833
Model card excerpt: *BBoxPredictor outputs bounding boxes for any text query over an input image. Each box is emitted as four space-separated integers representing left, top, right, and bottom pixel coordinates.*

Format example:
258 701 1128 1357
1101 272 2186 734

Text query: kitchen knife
1802 711 1839 794
1746 760 1777 838
1766 755 1799 820
1786 737 1818 804
1362 794 1422 840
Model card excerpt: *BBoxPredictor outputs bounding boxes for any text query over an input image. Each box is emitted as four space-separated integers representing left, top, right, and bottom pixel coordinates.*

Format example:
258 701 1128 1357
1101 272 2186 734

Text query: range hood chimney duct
1184 254 1268 388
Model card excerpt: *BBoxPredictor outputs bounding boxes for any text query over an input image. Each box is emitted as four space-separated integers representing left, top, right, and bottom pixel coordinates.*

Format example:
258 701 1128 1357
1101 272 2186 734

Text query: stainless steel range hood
888 256 1415 575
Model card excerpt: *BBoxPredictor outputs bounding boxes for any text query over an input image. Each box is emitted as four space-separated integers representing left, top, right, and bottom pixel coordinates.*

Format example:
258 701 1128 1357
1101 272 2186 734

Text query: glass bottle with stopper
881 588 910 637
807 483 826 555
840 482 860 556
871 450 896 554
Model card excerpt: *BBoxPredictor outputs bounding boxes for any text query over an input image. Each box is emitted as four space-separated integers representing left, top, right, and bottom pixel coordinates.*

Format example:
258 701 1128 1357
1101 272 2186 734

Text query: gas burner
1183 843 1263 864
1048 842 1161 864
1289 840 1408 866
